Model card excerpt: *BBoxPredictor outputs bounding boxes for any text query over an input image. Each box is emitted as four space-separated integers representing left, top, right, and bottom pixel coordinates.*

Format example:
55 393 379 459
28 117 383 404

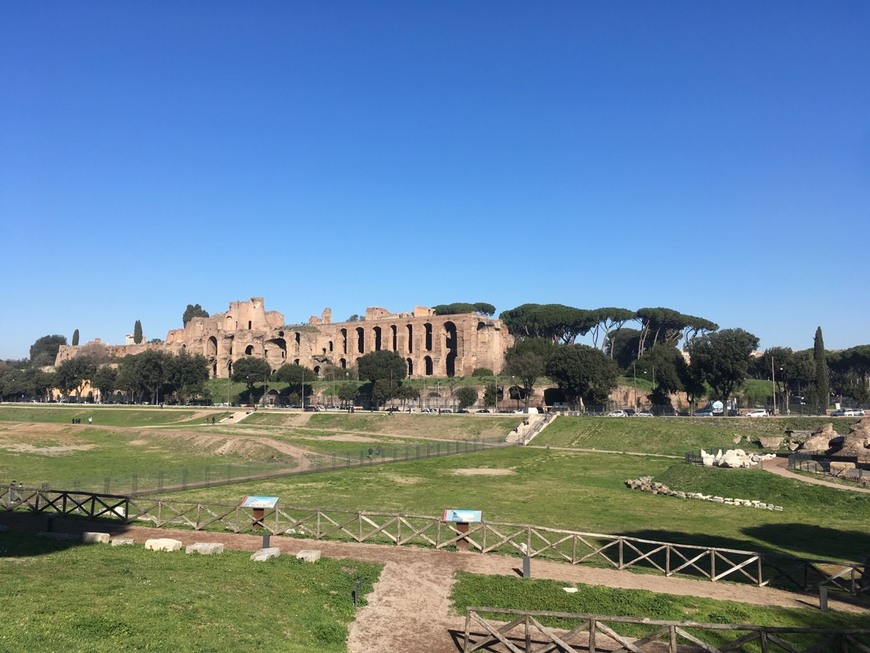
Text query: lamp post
771 356 777 416
780 367 787 414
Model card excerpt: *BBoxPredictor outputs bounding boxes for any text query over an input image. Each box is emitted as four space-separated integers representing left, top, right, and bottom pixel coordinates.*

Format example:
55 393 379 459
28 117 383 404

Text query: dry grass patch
452 468 515 476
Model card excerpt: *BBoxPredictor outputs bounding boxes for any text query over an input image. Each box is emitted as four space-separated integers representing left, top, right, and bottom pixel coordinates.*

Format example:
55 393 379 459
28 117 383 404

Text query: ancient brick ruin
55 298 513 379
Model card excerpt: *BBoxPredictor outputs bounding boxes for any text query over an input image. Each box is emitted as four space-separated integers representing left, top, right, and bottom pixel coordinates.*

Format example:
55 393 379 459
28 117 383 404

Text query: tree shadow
0 512 134 558
742 523 870 563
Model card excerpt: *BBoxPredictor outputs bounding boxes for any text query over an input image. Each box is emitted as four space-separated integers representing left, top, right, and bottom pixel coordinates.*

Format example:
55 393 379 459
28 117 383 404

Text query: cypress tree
813 326 829 414
72 329 79 346
133 320 143 344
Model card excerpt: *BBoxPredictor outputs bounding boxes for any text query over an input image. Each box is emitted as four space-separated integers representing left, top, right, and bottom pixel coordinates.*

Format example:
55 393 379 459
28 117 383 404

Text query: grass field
2 405 867 561
450 573 870 634
2 404 869 651
0 531 380 653
535 415 838 456
164 446 870 562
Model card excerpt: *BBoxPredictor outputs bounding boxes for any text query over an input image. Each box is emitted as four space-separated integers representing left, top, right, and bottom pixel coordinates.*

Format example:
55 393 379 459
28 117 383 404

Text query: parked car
745 409 769 417
607 410 627 417
832 408 865 417
634 410 654 417
694 409 715 417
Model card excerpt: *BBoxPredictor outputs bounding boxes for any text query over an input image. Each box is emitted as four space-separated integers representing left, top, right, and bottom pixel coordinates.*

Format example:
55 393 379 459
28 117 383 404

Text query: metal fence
788 453 870 482
14 438 508 496
3 487 868 597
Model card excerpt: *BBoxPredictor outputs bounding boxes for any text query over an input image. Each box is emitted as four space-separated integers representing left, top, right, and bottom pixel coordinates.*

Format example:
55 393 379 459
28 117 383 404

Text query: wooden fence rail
2 486 866 596
462 608 870 653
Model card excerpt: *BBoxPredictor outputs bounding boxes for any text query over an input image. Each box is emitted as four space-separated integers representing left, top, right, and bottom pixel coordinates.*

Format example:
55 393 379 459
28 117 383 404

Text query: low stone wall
625 476 783 511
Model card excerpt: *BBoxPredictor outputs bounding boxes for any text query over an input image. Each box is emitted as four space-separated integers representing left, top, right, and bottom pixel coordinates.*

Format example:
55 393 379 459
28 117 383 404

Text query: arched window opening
424 323 433 351
407 358 414 376
444 321 458 377
424 356 433 376
356 327 365 354
407 324 413 353
373 327 382 351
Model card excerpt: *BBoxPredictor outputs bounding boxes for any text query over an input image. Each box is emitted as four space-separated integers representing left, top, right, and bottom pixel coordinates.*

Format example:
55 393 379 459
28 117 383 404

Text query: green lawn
535 415 838 456
0 405 212 427
451 573 869 633
3 406 869 562
0 531 380 653
166 446 870 562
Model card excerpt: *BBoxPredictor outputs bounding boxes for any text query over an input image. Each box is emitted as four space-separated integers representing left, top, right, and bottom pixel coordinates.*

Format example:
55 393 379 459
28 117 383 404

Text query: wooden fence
2 486 867 596
462 608 870 653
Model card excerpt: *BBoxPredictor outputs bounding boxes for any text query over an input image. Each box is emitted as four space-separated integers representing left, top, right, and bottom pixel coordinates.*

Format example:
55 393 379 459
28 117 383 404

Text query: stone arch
544 387 567 408
339 358 347 369
225 315 234 330
373 326 382 351
207 336 218 359
443 321 457 377
407 358 414 376
424 356 434 376
391 325 398 351
407 324 413 353
424 323 433 351
265 338 286 366
356 327 365 354
341 328 348 354
245 345 255 356
313 365 321 377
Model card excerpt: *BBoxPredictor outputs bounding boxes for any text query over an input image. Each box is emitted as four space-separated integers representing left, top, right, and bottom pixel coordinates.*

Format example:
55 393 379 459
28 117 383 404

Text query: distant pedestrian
88 416 93 424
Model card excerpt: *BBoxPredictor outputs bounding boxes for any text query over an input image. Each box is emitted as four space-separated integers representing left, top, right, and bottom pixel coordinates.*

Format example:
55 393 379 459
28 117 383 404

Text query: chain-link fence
17 438 511 496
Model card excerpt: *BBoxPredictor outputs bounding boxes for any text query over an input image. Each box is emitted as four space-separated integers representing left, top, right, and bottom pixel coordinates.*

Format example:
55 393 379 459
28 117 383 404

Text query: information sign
240 496 280 509
442 509 482 523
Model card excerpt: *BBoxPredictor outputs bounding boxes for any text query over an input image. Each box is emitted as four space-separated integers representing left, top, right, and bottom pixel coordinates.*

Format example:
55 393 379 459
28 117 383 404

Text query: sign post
241 496 280 546
442 509 482 552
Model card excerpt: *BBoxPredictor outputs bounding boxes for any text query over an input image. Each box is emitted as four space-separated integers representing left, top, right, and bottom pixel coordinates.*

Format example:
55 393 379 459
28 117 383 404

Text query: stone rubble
625 476 783 511
700 448 777 468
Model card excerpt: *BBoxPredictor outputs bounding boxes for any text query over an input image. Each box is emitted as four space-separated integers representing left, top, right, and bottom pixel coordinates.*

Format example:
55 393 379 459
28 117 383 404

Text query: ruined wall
55 298 513 380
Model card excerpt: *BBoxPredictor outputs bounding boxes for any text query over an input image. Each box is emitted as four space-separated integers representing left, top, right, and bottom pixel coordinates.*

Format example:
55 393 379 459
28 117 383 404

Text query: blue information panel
442 509 482 523
241 496 280 509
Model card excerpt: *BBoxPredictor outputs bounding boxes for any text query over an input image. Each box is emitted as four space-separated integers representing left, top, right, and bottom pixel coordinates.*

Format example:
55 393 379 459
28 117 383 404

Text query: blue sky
1 2 868 361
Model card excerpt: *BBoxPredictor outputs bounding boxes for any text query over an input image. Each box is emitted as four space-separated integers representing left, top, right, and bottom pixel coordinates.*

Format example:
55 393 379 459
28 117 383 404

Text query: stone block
250 547 281 562
186 542 224 555
296 549 321 563
111 538 135 546
81 532 111 544
144 538 183 552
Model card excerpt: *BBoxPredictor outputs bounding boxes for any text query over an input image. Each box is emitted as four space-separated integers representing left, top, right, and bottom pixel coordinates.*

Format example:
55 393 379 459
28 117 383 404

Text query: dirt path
762 456 870 493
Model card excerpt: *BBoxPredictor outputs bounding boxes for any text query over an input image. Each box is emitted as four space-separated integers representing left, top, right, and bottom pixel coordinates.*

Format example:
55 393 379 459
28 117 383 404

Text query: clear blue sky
1 2 868 361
